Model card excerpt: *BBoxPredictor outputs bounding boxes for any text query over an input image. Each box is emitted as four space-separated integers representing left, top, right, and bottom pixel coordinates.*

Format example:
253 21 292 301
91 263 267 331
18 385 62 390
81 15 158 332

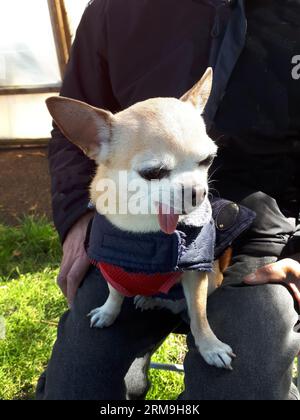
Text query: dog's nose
180 185 207 213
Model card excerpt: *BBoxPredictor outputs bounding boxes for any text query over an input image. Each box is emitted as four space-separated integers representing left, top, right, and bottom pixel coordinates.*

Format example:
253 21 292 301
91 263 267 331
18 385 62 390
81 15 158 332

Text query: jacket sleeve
48 0 119 243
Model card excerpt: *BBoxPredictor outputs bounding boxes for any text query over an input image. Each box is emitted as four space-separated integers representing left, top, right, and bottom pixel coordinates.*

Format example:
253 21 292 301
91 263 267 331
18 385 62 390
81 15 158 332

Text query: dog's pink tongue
157 204 179 235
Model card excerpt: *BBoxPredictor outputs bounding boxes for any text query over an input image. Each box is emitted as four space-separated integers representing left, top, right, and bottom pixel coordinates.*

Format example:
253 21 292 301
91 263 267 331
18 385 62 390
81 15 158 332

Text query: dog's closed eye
198 154 216 168
138 167 171 181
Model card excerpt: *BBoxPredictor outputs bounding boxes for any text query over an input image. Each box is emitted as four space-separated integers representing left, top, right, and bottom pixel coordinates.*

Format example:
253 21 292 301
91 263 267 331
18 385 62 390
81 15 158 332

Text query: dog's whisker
56 68 238 371
208 163 222 180
213 134 225 143
208 189 219 197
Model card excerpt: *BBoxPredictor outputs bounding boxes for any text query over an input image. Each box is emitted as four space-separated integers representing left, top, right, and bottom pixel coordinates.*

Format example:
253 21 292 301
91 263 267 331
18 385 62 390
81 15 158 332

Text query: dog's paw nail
88 307 116 328
199 341 235 370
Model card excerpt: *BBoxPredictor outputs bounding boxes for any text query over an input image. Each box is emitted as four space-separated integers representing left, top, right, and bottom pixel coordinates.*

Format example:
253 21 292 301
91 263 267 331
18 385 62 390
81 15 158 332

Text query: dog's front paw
198 339 236 370
88 307 117 328
134 296 157 311
134 295 186 314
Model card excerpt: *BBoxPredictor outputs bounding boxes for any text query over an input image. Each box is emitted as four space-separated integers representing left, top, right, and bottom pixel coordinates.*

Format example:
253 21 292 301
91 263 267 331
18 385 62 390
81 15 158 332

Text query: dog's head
46 68 217 234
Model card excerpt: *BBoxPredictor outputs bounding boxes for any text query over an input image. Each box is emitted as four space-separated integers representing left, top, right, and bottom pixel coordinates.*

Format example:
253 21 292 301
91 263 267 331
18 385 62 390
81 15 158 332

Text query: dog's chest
88 214 215 297
87 199 256 298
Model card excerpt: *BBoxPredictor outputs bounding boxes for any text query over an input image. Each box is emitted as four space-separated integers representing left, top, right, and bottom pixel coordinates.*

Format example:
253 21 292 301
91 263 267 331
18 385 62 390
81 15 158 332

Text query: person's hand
57 212 94 306
244 258 300 305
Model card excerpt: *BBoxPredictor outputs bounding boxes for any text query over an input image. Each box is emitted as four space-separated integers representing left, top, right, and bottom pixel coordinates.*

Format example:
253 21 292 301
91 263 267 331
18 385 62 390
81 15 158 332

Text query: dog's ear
46 96 113 162
180 67 213 112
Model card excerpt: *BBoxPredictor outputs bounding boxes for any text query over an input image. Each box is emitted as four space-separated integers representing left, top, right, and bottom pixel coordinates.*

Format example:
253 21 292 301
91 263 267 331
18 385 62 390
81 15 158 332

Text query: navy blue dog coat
88 198 256 298
88 199 255 297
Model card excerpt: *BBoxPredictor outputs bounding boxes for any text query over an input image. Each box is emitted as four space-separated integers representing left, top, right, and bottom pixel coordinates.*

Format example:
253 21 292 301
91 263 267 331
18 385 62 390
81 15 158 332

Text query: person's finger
280 260 300 304
57 276 68 297
286 281 300 305
244 260 300 312
66 254 90 306
57 246 87 296
57 254 74 297
244 262 285 284
244 259 300 285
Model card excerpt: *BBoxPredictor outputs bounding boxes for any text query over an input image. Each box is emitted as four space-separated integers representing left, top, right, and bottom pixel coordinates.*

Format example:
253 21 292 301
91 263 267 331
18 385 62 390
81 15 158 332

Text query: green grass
0 217 298 400
0 217 61 280
0 217 185 400
0 269 65 400
148 334 186 400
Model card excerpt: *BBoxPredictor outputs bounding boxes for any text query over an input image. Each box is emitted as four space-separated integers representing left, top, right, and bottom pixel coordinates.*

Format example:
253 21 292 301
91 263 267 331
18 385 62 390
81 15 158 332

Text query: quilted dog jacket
88 198 256 297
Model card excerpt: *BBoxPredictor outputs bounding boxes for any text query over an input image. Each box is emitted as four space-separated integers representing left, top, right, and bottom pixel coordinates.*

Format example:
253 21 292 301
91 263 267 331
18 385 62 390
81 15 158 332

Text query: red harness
93 261 183 297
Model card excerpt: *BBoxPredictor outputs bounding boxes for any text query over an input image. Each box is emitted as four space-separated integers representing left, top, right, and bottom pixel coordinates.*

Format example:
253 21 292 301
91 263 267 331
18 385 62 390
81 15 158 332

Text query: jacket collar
87 198 255 275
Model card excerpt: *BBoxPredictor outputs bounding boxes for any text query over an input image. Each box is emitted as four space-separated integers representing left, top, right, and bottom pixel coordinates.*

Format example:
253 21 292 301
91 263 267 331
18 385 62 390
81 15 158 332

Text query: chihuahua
46 68 235 370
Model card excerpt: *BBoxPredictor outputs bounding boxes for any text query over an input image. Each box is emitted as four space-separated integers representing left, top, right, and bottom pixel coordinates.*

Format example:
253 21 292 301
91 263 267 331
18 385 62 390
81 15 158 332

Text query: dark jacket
48 0 300 242
49 0 238 242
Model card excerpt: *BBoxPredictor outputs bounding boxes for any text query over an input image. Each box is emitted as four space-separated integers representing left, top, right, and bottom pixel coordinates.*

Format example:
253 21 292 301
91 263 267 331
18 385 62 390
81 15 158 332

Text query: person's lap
36 266 183 400
183 256 300 400
36 191 300 400
36 261 300 400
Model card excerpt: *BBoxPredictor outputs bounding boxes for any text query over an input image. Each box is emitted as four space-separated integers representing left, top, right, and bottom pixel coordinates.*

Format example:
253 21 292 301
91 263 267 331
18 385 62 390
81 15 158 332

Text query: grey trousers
36 255 300 400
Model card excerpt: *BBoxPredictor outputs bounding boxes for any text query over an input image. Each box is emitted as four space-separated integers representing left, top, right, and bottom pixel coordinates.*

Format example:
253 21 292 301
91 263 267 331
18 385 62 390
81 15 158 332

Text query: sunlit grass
0 218 185 400
0 269 65 400
0 218 298 400
0 216 61 281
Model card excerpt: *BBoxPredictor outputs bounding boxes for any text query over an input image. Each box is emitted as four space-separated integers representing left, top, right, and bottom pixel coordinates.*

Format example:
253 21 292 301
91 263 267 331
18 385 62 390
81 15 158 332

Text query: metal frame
0 84 61 96
47 0 72 78
0 138 49 150
1 0 71 146
150 363 184 374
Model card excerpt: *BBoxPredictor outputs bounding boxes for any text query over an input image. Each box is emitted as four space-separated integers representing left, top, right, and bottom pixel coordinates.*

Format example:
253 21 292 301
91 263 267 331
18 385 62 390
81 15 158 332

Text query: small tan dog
46 68 235 370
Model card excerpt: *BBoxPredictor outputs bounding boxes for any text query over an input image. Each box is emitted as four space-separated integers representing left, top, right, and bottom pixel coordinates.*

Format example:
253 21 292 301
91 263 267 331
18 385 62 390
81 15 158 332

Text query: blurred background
0 1 189 400
0 1 299 400
0 0 87 224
